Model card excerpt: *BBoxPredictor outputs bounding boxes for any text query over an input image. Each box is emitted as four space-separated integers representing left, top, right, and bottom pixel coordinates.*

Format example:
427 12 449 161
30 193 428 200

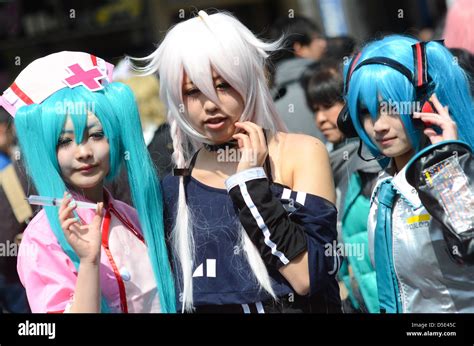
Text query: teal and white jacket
367 141 474 313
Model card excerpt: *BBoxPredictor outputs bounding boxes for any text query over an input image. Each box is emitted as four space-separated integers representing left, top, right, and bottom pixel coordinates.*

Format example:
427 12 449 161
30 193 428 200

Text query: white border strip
281 188 291 200
255 301 265 314
296 192 307 206
242 304 251 313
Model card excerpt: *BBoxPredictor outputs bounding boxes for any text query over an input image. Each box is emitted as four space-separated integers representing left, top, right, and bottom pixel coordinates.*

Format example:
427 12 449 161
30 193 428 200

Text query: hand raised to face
413 94 458 144
232 122 268 173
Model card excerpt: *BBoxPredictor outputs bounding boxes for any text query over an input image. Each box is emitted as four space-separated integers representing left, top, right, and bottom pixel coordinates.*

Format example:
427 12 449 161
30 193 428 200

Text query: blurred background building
0 0 458 91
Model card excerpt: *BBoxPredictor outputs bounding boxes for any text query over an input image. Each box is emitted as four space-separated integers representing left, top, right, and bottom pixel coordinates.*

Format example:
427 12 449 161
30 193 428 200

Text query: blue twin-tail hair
14 83 176 313
344 35 474 166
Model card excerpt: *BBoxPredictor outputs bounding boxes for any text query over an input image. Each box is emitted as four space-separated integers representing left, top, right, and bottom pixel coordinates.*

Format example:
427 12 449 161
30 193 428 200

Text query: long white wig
132 10 287 312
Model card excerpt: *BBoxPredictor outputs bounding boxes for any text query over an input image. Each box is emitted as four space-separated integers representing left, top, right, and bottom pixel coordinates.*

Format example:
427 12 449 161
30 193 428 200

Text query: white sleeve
367 196 378 269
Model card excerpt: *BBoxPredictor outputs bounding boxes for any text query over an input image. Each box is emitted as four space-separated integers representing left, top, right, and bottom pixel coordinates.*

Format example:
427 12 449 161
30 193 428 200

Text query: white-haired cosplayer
134 10 341 313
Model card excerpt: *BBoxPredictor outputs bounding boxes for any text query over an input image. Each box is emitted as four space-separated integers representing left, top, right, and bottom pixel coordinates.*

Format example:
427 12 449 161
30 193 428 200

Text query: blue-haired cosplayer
339 35 474 313
0 51 175 313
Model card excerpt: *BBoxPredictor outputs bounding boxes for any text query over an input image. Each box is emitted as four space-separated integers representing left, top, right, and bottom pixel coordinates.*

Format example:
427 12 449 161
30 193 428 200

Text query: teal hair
344 35 474 166
14 83 176 313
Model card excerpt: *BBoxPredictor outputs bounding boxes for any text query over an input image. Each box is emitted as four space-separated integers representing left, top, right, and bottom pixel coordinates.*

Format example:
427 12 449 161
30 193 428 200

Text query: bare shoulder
286 133 326 152
273 132 335 203
275 132 328 162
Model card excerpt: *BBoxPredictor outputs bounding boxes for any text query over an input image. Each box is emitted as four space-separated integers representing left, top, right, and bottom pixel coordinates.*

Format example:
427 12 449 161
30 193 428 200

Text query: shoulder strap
187 149 200 175
172 149 201 177
263 130 274 185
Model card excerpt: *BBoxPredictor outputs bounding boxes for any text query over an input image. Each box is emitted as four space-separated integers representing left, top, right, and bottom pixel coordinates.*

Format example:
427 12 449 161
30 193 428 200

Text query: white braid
169 117 195 312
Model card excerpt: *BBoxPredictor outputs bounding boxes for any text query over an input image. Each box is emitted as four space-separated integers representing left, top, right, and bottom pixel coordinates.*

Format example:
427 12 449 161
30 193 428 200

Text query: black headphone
337 40 445 140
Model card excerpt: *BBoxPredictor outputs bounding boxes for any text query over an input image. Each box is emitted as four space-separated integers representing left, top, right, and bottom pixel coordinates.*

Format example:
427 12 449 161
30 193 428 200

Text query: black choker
173 140 239 176
203 140 238 152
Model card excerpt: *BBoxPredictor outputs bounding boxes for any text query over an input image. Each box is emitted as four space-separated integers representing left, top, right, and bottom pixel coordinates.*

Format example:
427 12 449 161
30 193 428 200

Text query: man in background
270 16 327 141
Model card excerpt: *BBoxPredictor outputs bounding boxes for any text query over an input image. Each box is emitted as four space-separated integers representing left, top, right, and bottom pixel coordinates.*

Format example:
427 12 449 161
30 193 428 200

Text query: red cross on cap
64 63 105 91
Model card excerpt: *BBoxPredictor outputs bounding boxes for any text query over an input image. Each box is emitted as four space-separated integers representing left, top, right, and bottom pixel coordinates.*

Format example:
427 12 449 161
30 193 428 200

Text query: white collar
391 165 423 210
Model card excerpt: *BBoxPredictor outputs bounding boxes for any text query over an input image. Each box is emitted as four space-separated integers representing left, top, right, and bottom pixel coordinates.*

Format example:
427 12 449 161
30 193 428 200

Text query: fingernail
68 201 76 208
74 216 80 222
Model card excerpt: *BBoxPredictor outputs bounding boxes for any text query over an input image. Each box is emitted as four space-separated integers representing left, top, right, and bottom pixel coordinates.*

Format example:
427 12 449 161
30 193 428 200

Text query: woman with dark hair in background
303 58 380 313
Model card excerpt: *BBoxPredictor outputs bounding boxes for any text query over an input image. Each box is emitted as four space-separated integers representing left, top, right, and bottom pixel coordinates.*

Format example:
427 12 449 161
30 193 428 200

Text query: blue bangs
38 86 122 181
345 35 474 167
15 82 177 313
348 62 422 155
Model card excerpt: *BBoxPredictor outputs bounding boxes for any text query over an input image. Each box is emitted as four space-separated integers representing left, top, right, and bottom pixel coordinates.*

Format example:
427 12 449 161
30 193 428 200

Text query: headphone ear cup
337 103 358 138
421 99 436 114
413 89 436 130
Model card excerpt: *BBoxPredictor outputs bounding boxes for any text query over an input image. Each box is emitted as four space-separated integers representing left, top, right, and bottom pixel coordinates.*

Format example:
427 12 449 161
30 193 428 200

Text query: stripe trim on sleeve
239 182 290 265
242 304 251 313
225 167 267 191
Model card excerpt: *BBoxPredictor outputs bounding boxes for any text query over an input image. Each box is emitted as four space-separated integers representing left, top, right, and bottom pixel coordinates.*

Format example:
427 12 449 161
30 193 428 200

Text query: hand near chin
58 192 104 265
232 121 268 173
413 94 458 144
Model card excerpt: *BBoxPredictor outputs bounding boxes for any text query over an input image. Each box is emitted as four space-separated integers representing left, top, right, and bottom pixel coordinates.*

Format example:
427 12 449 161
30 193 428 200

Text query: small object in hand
26 195 98 210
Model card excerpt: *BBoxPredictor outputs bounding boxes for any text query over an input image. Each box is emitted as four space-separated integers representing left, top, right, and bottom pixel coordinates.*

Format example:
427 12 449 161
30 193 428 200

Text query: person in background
0 109 33 313
269 16 327 141
302 58 380 313
325 36 356 61
443 0 474 54
449 47 474 95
